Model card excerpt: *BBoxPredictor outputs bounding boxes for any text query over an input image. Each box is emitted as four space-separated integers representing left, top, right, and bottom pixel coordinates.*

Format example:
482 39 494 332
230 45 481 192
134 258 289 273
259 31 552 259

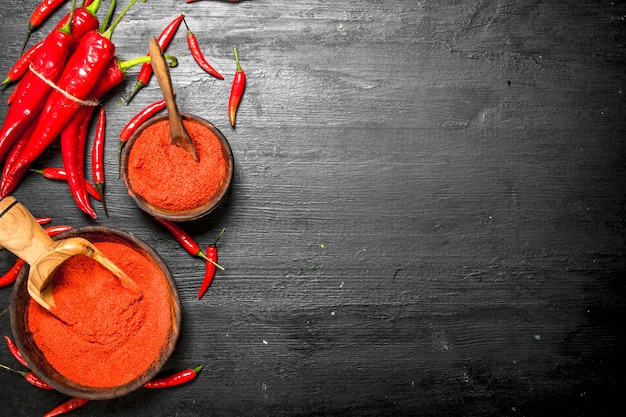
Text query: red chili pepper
1 40 44 87
21 0 69 54
91 106 108 217
44 225 74 237
30 168 101 201
228 45 246 127
183 18 224 80
0 258 25 288
198 228 225 299
4 336 29 368
37 217 52 225
143 364 203 388
51 0 100 40
154 217 211 261
43 397 89 417
0 363 55 390
0 10 77 164
123 13 185 105
0 0 142 198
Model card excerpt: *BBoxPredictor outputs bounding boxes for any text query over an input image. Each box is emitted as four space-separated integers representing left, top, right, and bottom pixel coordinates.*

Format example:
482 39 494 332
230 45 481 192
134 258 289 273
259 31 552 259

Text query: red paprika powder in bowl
121 113 234 222
10 226 181 400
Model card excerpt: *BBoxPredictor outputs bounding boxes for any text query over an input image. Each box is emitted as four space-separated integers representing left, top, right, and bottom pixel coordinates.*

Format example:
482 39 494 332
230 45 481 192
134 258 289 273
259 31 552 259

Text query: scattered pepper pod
143 364 204 388
91 105 108 217
43 397 90 417
30 168 102 202
198 228 225 299
228 45 246 127
1 40 44 87
0 363 55 390
4 335 29 368
20 0 70 54
183 17 224 80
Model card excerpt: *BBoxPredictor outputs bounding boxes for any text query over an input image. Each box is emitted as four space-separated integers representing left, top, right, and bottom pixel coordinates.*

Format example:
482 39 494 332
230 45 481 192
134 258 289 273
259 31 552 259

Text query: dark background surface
1 0 625 416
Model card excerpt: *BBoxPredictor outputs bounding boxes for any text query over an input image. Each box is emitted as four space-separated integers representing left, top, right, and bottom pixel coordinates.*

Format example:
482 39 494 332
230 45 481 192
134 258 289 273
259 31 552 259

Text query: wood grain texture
0 0 625 416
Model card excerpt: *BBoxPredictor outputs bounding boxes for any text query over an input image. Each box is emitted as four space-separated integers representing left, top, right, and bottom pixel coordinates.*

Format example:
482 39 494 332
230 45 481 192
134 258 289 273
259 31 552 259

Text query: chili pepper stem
0 362 27 377
198 251 224 270
95 182 108 217
101 0 147 40
98 0 116 32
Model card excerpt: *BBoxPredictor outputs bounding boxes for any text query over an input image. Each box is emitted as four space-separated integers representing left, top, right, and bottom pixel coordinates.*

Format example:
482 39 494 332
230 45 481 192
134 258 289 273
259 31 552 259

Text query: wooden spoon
0 196 141 312
149 37 199 162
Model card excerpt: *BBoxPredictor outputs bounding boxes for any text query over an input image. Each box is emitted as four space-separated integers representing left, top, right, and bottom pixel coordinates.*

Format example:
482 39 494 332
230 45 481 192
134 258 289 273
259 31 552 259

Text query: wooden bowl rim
120 113 234 222
10 226 181 400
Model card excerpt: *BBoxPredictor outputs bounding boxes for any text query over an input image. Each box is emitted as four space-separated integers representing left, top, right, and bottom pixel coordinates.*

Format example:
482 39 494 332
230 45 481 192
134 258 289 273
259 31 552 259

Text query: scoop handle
0 196 53 265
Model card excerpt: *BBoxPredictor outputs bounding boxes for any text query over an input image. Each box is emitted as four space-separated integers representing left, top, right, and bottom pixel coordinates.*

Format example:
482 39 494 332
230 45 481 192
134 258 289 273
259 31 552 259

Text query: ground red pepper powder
27 241 172 388
127 118 227 211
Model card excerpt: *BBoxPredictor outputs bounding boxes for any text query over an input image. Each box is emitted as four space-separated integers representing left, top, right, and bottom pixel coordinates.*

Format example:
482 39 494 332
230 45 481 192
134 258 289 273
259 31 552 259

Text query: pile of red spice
27 241 172 388
127 118 227 211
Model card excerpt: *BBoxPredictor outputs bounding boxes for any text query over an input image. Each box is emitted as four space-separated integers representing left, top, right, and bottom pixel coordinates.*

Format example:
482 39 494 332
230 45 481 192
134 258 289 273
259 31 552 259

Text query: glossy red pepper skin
154 217 208 259
4 336 29 368
0 26 76 163
21 0 69 53
1 29 117 197
43 397 89 417
120 99 167 142
92 106 108 217
51 0 100 39
1 40 44 87
60 109 97 219
0 362 55 390
198 245 218 299
228 46 246 127
124 14 185 104
143 364 203 388
31 168 101 201
0 258 25 287
44 225 74 237
183 19 224 80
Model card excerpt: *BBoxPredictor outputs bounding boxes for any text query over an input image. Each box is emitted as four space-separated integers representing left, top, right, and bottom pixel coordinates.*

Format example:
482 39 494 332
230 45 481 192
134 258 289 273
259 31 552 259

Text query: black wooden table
1 1 624 416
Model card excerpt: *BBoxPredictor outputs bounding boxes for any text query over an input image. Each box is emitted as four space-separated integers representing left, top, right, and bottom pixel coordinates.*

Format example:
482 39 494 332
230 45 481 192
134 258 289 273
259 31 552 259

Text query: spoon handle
0 196 53 266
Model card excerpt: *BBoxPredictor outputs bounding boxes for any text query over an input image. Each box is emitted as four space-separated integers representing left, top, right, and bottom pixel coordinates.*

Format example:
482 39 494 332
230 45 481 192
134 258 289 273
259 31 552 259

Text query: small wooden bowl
120 113 234 222
10 226 181 400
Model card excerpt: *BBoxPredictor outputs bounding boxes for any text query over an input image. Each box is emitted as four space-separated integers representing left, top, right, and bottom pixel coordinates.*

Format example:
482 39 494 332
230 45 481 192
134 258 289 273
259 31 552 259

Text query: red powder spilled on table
27 241 172 388
127 118 227 211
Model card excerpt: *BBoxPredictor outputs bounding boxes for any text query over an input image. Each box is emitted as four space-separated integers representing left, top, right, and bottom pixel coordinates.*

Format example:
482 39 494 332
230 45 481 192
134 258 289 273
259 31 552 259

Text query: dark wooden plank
0 0 625 416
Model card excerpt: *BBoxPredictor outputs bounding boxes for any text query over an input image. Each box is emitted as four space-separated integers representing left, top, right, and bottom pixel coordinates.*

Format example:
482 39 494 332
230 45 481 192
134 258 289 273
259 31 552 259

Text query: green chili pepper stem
233 45 242 72
196 251 225 270
193 364 204 375
0 363 26 378
86 0 103 17
119 54 178 73
98 0 115 32
57 0 78 36
102 0 147 40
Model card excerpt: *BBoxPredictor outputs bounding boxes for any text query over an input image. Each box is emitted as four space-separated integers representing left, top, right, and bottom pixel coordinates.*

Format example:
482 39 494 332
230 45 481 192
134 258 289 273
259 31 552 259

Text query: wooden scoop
0 196 141 311
149 37 199 162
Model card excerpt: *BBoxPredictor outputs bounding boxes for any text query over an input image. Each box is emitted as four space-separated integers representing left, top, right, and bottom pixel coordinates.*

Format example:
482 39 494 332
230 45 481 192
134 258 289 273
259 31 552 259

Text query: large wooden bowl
120 113 234 222
10 226 181 400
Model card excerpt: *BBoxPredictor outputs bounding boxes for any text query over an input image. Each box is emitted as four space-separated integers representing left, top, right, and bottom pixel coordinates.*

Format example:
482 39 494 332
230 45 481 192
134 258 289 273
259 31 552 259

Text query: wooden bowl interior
10 226 181 400
120 113 234 222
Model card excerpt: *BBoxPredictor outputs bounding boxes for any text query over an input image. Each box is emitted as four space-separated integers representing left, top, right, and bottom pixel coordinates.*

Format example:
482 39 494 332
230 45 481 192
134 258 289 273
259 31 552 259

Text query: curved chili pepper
117 98 167 174
1 40 44 87
44 224 74 237
51 0 100 40
60 109 98 219
0 9 77 164
30 168 101 201
21 0 69 54
0 363 55 390
143 364 203 388
91 106 108 217
154 217 207 259
123 13 185 105
0 258 25 288
183 18 223 80
198 228 225 299
228 45 246 127
43 397 89 417
37 217 52 225
4 336 28 368
1 0 144 198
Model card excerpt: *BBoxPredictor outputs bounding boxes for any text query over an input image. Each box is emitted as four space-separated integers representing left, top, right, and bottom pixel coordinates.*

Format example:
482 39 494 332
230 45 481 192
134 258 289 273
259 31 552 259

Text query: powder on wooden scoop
27 241 172 388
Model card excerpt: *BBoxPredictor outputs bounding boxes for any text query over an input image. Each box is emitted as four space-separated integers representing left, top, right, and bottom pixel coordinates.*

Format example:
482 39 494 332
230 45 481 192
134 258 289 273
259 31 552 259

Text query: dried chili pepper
1 0 144 198
91 106 108 217
183 18 223 80
21 0 69 54
30 168 101 201
143 364 203 388
0 4 78 163
123 13 185 104
0 363 55 390
198 228 225 299
1 40 44 87
4 335 29 368
228 45 246 127
43 397 89 417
